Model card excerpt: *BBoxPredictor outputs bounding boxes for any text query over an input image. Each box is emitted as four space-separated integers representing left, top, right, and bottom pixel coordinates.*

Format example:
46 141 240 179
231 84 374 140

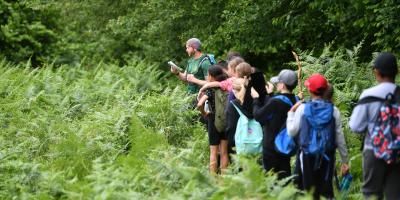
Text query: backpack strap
231 101 246 117
199 54 212 68
357 96 385 105
273 95 299 107
196 54 213 79
356 96 384 151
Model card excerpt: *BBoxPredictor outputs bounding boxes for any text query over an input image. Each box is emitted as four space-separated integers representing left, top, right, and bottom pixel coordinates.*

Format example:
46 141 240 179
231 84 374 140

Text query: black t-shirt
205 89 215 114
253 93 297 153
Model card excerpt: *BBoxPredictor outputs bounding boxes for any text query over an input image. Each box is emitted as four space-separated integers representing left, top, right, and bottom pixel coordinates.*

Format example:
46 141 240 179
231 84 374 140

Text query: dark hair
218 60 228 70
227 51 242 62
285 84 296 92
323 84 334 101
373 52 398 80
208 65 228 81
310 88 326 96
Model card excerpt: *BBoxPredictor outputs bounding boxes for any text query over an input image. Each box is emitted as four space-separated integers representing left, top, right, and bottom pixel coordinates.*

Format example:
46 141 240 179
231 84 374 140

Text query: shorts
207 114 227 146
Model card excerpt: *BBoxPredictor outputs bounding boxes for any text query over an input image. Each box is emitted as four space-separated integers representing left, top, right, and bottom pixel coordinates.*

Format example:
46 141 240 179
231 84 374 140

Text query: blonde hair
236 62 253 78
228 57 244 74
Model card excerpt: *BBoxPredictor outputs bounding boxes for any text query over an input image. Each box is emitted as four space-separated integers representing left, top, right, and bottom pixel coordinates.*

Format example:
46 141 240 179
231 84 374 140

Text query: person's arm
333 107 350 176
286 103 305 137
170 66 188 81
334 107 349 163
197 94 209 116
200 82 220 93
349 104 368 133
218 79 232 91
197 81 221 101
187 74 207 86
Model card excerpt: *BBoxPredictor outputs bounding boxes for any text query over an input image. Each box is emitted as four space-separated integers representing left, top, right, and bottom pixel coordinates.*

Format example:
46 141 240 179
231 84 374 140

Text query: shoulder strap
231 101 246 117
199 54 212 67
357 86 400 105
357 96 385 105
273 95 295 107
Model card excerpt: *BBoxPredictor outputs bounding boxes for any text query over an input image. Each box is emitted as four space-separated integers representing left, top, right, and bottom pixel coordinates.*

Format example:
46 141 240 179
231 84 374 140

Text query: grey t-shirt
349 82 397 150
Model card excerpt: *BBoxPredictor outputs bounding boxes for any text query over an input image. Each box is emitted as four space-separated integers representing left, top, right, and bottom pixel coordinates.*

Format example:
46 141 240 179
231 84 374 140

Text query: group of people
170 38 400 200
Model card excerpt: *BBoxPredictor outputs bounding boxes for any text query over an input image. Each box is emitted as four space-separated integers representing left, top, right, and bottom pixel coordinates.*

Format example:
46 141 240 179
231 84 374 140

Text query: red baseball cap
304 73 328 94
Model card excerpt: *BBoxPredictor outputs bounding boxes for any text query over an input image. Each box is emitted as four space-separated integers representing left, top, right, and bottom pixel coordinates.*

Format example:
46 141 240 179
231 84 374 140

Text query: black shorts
207 114 227 146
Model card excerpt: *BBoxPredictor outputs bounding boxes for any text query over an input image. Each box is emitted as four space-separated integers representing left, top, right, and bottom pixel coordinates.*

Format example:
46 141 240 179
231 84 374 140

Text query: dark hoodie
253 93 297 153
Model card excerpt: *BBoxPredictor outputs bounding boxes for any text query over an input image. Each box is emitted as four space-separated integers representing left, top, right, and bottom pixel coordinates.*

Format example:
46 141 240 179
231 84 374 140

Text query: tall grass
0 45 379 199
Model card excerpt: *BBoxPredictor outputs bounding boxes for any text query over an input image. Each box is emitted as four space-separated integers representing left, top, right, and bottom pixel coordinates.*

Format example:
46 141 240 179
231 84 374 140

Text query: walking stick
292 51 303 100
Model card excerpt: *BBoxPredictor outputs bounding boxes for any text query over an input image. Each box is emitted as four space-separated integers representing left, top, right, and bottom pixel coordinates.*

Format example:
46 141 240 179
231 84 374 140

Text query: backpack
273 95 300 156
199 54 216 66
299 100 336 161
187 54 216 81
357 86 400 164
214 89 228 133
231 102 263 154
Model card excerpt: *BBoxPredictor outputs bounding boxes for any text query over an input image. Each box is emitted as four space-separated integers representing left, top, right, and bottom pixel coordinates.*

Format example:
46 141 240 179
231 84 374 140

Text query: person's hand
297 91 304 100
290 101 303 112
340 163 349 176
187 74 195 82
197 90 204 101
170 67 178 75
251 87 259 99
266 82 274 94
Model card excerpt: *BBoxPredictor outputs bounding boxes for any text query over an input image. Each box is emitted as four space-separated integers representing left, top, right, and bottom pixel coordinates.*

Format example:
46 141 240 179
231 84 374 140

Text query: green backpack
214 89 228 133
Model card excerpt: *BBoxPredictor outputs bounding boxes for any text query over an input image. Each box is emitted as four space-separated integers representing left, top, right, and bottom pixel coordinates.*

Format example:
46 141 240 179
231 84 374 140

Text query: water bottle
204 100 211 113
340 173 353 191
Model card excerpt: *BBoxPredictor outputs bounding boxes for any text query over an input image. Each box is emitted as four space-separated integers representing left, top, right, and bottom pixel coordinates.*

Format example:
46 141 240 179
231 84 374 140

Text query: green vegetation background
0 0 399 199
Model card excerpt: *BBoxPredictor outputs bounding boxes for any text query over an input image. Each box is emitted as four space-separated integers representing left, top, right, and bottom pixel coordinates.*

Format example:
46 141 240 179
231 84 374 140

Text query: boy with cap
286 73 349 199
251 69 298 179
349 52 400 200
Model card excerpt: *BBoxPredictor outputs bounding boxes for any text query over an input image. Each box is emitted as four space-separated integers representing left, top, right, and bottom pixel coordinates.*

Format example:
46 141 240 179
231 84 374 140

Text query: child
197 57 245 97
251 69 299 179
349 52 400 200
225 77 254 153
287 74 349 199
197 65 229 174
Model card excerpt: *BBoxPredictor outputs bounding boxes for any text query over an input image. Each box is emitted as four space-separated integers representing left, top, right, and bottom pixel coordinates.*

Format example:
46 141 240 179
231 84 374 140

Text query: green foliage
3 0 398 68
0 57 312 199
98 0 400 69
136 87 200 147
0 0 59 65
0 58 167 198
1 0 399 198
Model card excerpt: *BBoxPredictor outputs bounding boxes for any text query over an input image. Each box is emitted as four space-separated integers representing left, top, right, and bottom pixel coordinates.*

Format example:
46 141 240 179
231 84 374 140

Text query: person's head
323 83 334 102
270 69 298 93
218 60 228 72
372 52 398 83
208 65 228 82
185 38 201 56
304 73 328 98
236 62 253 78
227 57 244 77
227 51 242 62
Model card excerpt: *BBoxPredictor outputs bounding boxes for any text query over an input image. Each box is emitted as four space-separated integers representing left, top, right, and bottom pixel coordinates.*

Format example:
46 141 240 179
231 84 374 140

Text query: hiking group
170 38 400 200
